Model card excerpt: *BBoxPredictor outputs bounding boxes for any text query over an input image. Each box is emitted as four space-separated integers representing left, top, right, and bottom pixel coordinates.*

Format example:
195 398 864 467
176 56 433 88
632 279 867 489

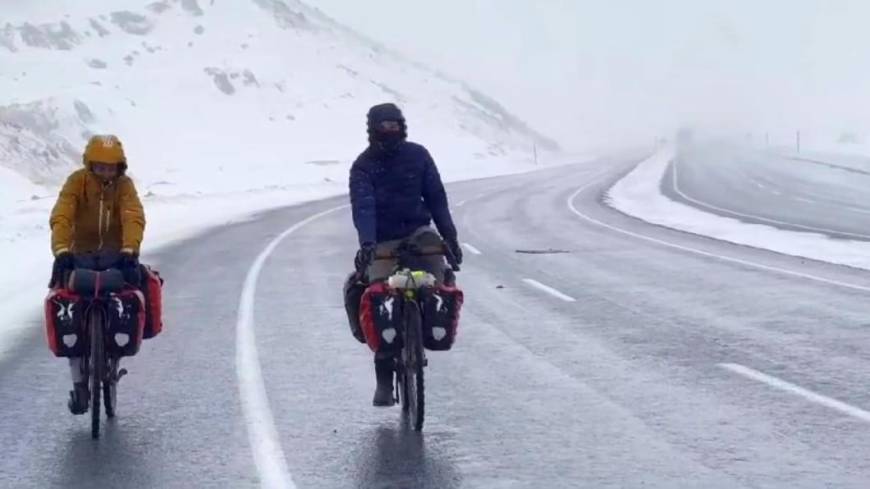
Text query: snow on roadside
606 146 870 272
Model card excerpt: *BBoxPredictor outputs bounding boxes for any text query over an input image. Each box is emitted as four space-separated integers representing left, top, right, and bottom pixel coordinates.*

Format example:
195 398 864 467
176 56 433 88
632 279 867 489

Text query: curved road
4 154 870 487
668 145 870 241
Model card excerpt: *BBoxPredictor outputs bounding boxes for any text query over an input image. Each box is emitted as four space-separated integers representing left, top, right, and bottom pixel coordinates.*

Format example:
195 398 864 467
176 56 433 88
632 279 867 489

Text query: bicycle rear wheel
89 309 104 439
402 303 425 431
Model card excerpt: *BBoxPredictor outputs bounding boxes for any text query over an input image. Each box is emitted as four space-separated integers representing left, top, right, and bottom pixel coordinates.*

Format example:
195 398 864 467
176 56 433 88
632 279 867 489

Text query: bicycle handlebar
373 250 443 260
66 268 127 296
371 243 461 272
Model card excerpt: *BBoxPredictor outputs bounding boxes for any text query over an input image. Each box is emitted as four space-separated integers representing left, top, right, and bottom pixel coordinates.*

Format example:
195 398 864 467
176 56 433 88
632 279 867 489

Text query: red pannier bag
106 289 147 357
142 265 164 339
44 289 85 357
420 285 464 351
359 282 403 354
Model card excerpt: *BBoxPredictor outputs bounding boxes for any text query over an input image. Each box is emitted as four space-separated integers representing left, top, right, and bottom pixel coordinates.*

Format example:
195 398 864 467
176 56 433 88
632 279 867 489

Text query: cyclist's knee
411 227 442 246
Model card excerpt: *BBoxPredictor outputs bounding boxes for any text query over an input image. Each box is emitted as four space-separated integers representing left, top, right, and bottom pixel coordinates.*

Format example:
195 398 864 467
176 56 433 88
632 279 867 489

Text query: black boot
68 382 89 415
373 358 395 407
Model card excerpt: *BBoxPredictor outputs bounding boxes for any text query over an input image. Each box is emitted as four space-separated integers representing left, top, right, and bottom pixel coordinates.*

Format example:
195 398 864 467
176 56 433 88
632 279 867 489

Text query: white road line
237 205 347 489
842 204 870 216
462 242 482 255
719 363 870 423
522 278 576 302
672 160 870 240
790 195 870 217
568 172 870 293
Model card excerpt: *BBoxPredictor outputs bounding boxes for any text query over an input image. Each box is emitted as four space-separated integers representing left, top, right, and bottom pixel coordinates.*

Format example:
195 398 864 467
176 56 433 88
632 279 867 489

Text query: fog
313 0 870 151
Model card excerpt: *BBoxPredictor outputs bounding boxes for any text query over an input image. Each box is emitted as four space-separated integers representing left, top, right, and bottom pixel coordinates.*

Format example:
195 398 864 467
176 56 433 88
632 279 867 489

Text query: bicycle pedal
422 358 428 367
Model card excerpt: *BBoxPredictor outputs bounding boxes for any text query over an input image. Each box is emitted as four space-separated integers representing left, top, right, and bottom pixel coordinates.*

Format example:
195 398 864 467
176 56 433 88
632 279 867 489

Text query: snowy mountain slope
0 0 559 201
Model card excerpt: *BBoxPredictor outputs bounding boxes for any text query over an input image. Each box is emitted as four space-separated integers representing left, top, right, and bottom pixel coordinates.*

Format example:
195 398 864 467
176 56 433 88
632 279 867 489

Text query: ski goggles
374 120 403 132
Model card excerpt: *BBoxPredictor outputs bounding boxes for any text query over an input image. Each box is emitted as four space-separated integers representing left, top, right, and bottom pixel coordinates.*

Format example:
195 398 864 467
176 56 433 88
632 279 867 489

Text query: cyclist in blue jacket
349 103 462 406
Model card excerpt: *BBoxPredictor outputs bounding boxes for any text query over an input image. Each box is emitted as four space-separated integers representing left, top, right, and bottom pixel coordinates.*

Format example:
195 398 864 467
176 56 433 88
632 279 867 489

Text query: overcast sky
313 0 870 150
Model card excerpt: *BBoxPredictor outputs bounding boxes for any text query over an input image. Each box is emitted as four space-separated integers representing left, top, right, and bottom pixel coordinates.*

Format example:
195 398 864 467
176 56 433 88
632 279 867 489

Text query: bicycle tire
404 302 425 431
104 359 117 418
399 362 410 413
90 308 104 439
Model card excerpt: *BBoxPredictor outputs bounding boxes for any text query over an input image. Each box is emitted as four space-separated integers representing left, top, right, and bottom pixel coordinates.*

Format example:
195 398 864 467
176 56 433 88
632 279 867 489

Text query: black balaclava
367 103 407 153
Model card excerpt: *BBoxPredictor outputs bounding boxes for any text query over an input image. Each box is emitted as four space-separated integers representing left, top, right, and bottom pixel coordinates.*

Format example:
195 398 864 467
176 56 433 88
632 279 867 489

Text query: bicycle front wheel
89 309 104 439
104 358 118 418
403 302 425 431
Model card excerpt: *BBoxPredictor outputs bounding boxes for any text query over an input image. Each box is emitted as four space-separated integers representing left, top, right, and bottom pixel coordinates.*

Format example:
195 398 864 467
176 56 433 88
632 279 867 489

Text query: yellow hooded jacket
49 139 146 256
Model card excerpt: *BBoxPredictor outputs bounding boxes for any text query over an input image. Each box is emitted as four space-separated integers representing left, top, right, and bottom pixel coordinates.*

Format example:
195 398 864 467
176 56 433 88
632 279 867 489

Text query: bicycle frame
79 299 116 377
76 290 124 438
372 238 458 431
385 267 433 431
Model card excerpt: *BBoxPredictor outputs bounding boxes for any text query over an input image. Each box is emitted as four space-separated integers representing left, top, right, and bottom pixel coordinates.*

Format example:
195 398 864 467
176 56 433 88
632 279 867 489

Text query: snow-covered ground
0 0 583 354
606 146 870 272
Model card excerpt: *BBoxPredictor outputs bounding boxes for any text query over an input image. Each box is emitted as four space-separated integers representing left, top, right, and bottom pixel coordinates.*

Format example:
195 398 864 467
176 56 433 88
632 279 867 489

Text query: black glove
445 237 463 266
49 252 75 288
354 243 376 273
119 251 141 285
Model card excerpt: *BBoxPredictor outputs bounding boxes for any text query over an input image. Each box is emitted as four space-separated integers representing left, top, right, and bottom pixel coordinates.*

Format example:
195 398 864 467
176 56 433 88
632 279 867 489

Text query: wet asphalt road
4 152 870 488
667 144 870 240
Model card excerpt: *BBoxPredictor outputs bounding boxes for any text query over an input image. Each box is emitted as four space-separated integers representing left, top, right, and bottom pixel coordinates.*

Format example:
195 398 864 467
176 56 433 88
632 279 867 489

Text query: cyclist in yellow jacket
49 134 146 414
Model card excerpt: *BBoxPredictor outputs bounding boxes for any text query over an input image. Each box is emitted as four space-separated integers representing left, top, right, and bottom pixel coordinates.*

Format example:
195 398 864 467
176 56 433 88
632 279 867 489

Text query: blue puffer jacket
349 141 457 245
